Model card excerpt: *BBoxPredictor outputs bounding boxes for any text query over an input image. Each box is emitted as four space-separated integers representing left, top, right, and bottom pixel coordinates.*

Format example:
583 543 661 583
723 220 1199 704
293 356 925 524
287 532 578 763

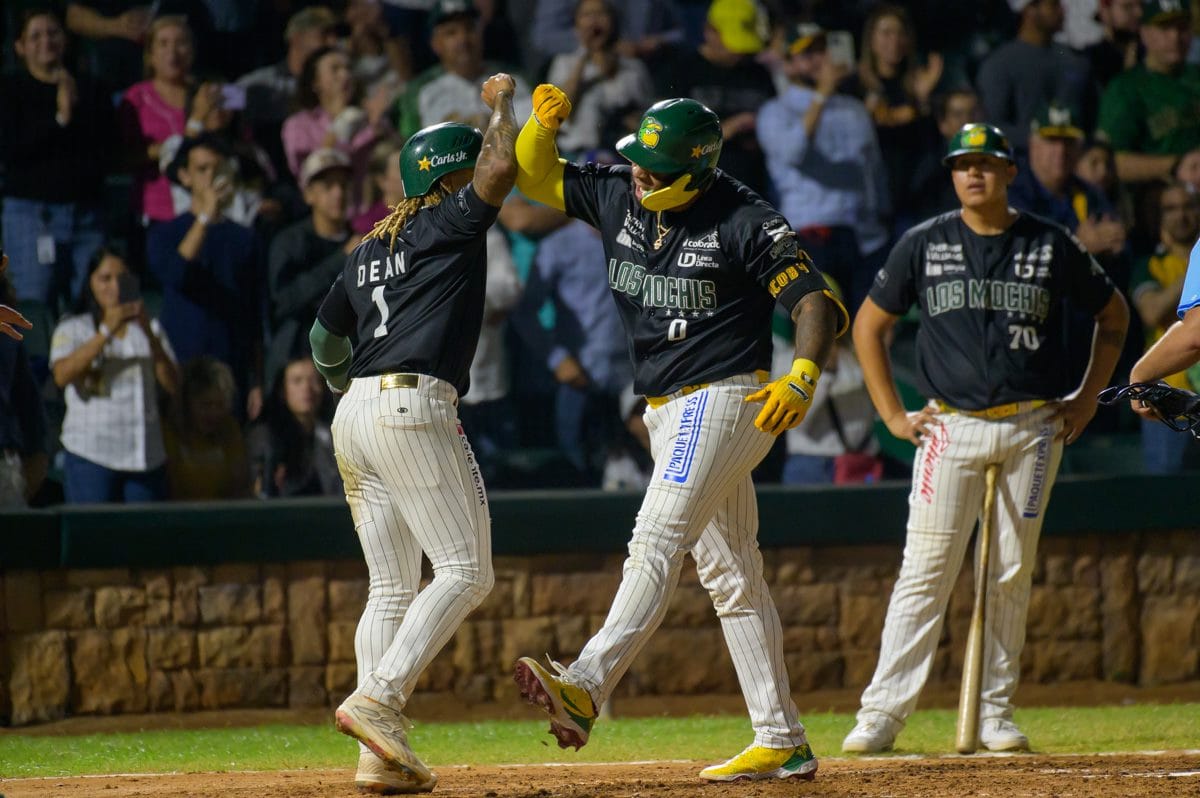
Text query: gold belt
380 373 420 390
645 370 770 409
936 399 1048 420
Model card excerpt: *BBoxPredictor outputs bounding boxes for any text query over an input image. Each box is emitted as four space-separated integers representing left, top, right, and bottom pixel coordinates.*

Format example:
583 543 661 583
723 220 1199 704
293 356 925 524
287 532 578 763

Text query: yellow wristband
790 358 821 383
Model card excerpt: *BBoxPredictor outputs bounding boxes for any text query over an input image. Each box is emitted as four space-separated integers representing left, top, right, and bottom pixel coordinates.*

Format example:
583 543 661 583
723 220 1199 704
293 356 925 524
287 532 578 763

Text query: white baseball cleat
842 714 901 753
336 694 433 787
981 718 1030 752
355 750 437 794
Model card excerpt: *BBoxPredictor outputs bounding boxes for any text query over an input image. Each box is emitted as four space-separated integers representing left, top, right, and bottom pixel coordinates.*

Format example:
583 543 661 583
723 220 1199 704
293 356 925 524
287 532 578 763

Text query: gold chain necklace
653 211 671 250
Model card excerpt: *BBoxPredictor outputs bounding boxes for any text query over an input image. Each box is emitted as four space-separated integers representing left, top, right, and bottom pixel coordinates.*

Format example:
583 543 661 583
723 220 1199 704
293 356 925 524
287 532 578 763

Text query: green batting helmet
943 123 1014 166
400 122 483 198
617 98 722 211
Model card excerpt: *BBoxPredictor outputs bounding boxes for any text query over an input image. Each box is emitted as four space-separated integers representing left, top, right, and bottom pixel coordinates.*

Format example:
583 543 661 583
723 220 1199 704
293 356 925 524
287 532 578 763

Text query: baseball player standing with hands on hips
844 123 1128 754
510 85 848 782
308 73 519 794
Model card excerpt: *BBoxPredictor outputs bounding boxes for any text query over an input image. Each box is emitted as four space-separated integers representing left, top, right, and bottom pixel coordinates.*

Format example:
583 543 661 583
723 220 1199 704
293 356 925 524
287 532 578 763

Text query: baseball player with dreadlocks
509 85 848 782
309 73 518 794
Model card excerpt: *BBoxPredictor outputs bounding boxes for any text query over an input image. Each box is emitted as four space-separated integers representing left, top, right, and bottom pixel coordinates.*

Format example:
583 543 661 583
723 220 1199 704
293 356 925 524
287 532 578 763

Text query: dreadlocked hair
365 186 448 250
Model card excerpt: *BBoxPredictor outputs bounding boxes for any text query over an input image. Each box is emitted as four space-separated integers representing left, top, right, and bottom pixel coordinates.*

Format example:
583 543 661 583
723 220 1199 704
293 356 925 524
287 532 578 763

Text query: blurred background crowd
2 0 1199 507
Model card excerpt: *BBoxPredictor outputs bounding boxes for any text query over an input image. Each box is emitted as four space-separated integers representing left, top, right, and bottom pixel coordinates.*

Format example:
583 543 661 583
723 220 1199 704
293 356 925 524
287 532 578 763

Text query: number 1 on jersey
371 285 389 338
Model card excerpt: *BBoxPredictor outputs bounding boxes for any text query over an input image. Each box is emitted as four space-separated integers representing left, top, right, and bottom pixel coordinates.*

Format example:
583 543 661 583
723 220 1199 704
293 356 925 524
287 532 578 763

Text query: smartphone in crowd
220 83 247 111
826 30 856 69
117 271 141 304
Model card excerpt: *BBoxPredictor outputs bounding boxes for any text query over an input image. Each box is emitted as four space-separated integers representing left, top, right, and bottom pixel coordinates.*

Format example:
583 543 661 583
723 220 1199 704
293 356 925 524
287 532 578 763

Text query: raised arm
473 74 520 208
513 84 572 211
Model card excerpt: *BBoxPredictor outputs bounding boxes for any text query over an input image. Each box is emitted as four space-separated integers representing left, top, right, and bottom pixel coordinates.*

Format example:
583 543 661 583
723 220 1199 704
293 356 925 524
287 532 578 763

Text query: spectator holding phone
1 7 114 311
281 46 392 212
49 247 179 503
147 134 264 419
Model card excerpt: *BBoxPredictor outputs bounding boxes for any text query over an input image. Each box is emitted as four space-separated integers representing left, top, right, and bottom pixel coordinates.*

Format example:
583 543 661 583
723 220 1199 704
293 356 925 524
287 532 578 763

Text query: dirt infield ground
4 684 1200 797
5 754 1200 798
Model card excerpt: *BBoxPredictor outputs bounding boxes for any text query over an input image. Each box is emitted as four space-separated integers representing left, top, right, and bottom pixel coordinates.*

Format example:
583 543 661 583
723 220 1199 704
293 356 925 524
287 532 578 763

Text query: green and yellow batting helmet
617 98 722 211
400 122 483 198
943 123 1014 166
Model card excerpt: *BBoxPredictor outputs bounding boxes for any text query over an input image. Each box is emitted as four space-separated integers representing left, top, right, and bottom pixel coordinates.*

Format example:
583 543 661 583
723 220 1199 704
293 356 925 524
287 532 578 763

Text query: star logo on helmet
691 145 702 158
418 156 432 171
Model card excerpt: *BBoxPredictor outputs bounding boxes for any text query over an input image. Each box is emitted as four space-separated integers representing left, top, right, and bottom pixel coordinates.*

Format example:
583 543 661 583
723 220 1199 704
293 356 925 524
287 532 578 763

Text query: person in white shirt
50 247 179 502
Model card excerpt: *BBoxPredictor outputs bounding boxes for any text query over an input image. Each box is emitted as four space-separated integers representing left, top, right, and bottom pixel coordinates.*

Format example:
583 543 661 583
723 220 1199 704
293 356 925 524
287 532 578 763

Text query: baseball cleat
980 718 1030 752
513 656 597 750
699 743 818 782
842 714 900 753
336 694 433 787
355 750 437 794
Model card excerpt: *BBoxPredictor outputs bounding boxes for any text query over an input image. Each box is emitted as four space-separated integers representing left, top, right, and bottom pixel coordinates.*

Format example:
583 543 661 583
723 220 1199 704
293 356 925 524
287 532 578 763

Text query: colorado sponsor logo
916 420 949 503
682 230 720 250
1021 426 1052 517
662 391 708 483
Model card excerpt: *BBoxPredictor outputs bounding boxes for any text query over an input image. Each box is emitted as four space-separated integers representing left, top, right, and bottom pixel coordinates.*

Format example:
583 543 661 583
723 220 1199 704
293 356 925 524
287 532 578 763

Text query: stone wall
2 532 1198 725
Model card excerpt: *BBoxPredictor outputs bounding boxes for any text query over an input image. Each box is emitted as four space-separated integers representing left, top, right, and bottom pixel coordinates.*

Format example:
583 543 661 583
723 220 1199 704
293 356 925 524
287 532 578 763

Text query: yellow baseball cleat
355 750 437 794
513 656 597 750
699 743 819 782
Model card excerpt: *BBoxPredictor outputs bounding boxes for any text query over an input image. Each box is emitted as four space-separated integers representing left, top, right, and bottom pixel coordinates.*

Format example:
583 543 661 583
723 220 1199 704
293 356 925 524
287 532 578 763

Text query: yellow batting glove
745 358 821 436
532 84 571 130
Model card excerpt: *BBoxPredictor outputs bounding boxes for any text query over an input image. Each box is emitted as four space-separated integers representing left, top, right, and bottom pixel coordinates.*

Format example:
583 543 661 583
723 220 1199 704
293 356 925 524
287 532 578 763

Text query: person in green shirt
1097 0 1200 182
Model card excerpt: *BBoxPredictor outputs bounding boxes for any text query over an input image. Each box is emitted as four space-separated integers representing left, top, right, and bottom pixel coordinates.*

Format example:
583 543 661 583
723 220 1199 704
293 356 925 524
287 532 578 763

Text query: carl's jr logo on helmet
417 150 471 171
639 118 663 148
690 140 720 159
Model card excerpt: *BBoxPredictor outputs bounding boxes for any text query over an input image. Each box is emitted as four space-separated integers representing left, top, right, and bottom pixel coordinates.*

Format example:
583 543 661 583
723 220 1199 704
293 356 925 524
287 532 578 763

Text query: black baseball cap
1143 0 1190 26
428 0 479 30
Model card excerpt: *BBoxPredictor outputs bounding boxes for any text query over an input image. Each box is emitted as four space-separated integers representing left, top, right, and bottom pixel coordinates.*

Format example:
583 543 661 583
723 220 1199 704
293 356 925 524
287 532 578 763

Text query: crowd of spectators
3 0 1200 507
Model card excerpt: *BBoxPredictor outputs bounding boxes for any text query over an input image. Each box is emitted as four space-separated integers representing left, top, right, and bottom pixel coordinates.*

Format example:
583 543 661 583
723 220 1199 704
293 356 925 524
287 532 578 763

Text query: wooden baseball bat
955 462 999 754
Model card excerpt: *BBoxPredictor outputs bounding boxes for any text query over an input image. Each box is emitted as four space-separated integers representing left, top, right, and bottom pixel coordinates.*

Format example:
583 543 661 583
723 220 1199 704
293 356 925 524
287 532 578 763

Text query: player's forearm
790 291 838 370
852 302 906 423
310 319 352 390
1131 318 1200 382
474 90 519 207
1114 151 1175 183
1134 280 1185 330
514 115 566 211
1077 292 1129 398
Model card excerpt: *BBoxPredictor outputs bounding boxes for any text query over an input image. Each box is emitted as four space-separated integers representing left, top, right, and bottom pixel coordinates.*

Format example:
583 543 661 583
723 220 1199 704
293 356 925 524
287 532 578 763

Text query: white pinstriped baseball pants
857 405 1063 728
332 374 493 719
567 374 808 750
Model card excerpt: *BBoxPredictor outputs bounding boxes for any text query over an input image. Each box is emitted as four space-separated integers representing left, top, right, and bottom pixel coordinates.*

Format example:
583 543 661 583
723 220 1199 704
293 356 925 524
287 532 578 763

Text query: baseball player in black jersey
509 86 848 782
309 73 519 794
843 124 1129 754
